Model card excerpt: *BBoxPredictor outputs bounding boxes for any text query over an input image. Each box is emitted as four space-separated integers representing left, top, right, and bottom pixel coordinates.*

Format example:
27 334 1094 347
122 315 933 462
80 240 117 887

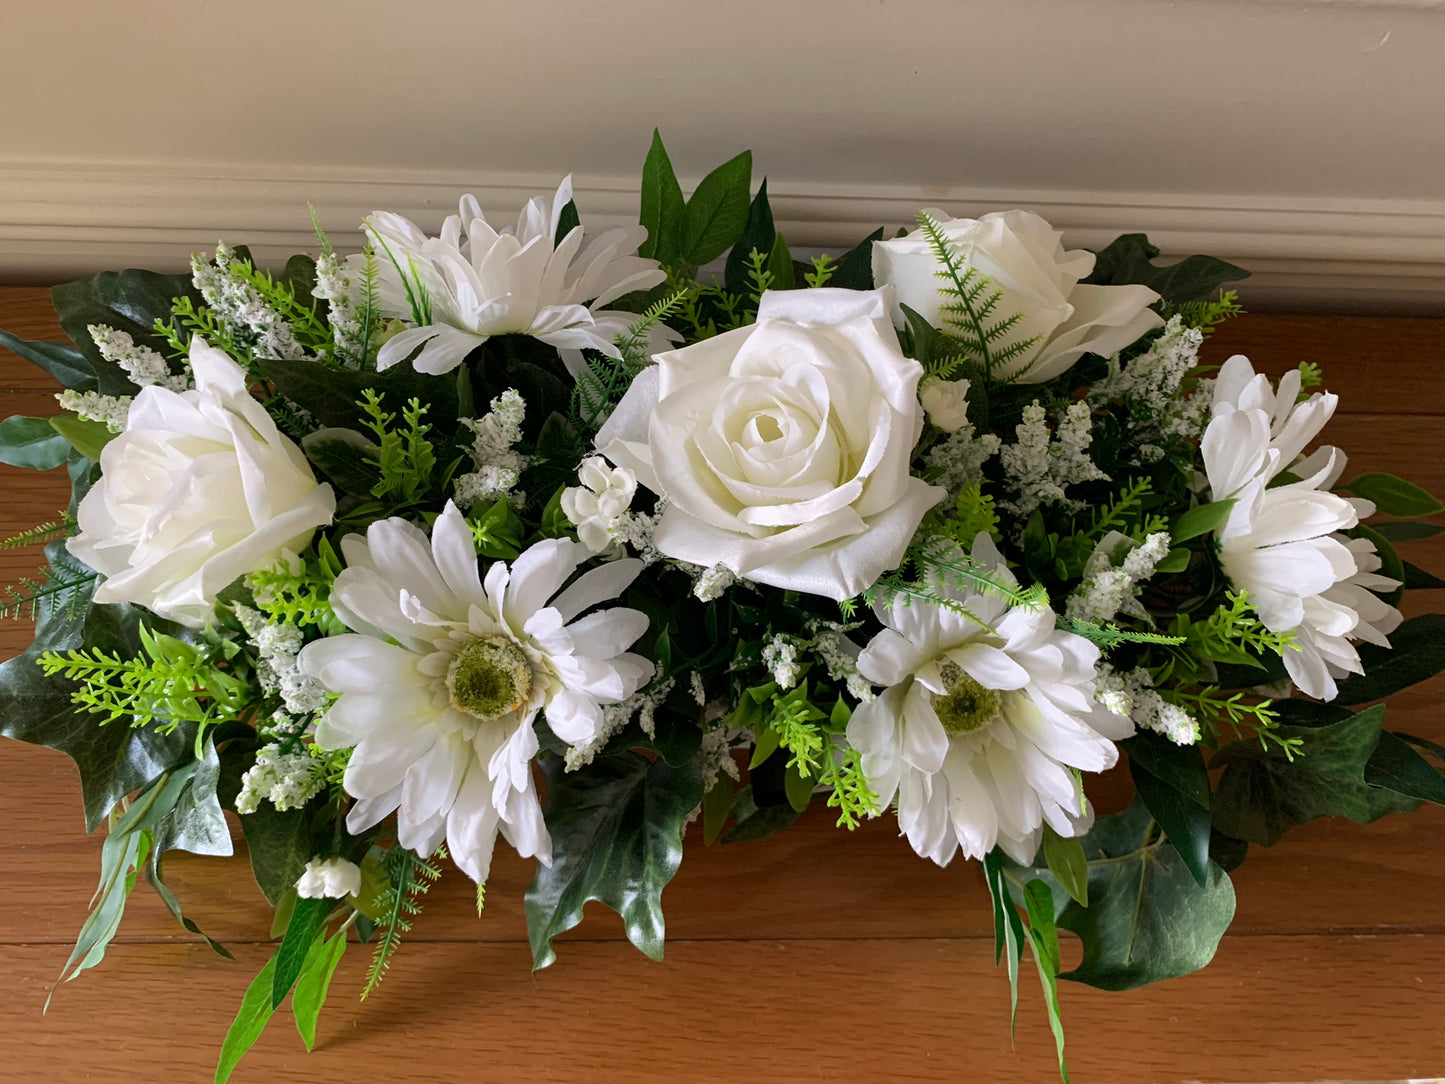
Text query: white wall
2 0 1443 309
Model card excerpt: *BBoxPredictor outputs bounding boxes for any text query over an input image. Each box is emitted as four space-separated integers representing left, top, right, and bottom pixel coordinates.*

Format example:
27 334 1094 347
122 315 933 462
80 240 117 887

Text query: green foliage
923 483 999 548
1364 731 1445 806
1 547 96 621
0 414 71 470
467 498 525 560
1041 826 1088 908
248 544 342 630
1056 619 1184 648
1174 289 1244 335
0 515 71 550
215 954 279 1084
49 413 116 460
526 750 703 968
292 930 347 1051
638 129 686 266
0 327 97 390
571 290 688 431
52 268 200 394
1088 478 1164 541
1124 729 1212 886
1170 498 1235 544
272 896 332 1008
1331 615 1445 705
1167 590 1296 677
364 845 444 999
863 537 1049 633
1343 472 1444 519
358 390 438 504
1085 233 1250 308
1296 360 1322 390
681 149 753 269
916 212 1040 381
39 622 252 741
803 254 837 288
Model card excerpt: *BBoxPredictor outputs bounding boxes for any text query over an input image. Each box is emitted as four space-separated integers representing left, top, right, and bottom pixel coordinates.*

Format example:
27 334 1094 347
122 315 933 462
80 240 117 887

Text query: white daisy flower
297 502 654 882
846 533 1131 866
1201 357 1399 700
358 177 667 376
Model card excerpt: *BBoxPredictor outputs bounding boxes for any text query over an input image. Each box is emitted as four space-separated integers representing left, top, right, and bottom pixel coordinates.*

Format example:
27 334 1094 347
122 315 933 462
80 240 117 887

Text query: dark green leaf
1130 759 1211 887
1398 731 1445 763
1122 729 1210 808
1402 561 1445 590
1372 521 1444 542
272 896 332 1008
0 328 96 390
526 751 703 968
719 784 802 843
215 954 278 1084
783 760 813 813
682 150 752 267
48 413 115 461
1212 704 1416 845
1022 880 1070 1082
292 930 347 1051
53 269 200 395
983 851 1025 1031
152 736 232 858
0 415 69 470
1364 731 1445 805
553 200 580 247
259 356 459 433
1345 473 1444 518
830 228 884 291
768 232 795 291
300 429 382 496
1057 800 1235 990
724 179 776 293
701 776 734 845
638 129 685 264
1084 233 1250 306
1041 826 1089 908
1171 499 1236 544
1208 828 1249 872
237 804 316 906
1333 615 1445 704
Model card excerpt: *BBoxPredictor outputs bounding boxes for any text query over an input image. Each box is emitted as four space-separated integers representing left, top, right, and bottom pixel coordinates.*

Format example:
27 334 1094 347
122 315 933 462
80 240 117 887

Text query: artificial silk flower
296 856 362 900
597 288 944 601
561 456 637 554
297 503 654 883
67 337 335 627
919 377 972 432
872 209 1163 384
360 177 667 376
846 534 1132 865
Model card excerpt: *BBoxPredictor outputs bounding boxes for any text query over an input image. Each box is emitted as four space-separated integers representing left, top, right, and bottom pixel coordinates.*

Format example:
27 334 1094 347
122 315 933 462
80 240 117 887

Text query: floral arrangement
2 132 1443 1081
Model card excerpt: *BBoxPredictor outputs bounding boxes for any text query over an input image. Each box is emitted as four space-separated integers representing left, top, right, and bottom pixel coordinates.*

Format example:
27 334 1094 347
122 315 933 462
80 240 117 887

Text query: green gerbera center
446 635 534 721
932 659 1001 736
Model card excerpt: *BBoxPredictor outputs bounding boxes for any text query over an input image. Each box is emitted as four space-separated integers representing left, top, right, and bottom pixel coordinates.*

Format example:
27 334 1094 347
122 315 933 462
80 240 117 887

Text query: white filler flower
67 338 335 627
296 856 362 900
598 288 944 600
847 534 1131 866
297 503 653 882
873 210 1162 384
562 456 637 554
1202 355 1399 700
361 177 666 375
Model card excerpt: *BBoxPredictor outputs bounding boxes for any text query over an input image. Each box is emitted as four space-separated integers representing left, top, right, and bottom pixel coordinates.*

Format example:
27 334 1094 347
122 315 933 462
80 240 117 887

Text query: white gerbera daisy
1201 357 1399 700
297 502 654 882
846 534 1131 866
359 177 667 376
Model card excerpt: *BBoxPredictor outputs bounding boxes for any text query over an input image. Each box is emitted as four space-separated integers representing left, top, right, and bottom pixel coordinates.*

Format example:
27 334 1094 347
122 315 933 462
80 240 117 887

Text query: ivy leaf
1054 799 1235 991
52 269 201 395
525 750 703 969
1212 704 1417 846
0 328 97 390
0 415 70 470
681 150 752 268
152 735 232 858
1123 730 1212 887
1332 615 1445 705
638 129 685 265
1084 233 1250 306
1364 731 1445 805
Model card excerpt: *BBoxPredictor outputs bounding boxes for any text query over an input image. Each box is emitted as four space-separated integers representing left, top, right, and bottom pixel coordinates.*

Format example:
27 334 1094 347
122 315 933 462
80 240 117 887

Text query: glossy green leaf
1041 826 1089 908
1333 615 1445 705
292 930 347 1051
1403 561 1445 590
48 413 115 461
830 228 884 291
719 785 802 843
526 751 703 969
237 804 316 906
1084 233 1250 305
1372 520 1445 542
1124 731 1211 886
701 776 734 845
1212 704 1417 845
0 328 96 390
259 356 459 433
783 760 813 813
552 199 580 247
723 178 776 293
271 897 332 1009
1345 473 1444 518
52 269 199 395
638 129 685 264
1170 499 1236 544
300 428 381 496
1364 730 1445 805
768 232 795 290
681 150 752 267
215 954 278 1084
0 415 69 470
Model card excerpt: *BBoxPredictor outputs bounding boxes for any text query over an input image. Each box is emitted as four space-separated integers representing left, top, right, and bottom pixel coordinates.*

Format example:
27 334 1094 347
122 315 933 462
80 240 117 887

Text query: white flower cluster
454 389 528 508
55 389 132 432
806 620 876 703
235 742 324 814
1066 531 1172 624
999 400 1109 520
191 243 308 361
311 252 365 366
295 856 361 900
1095 664 1201 745
761 635 803 690
696 724 745 794
919 377 972 431
923 420 1002 503
88 324 190 391
235 604 329 715
561 457 636 553
563 678 676 771
691 561 737 601
1089 316 1212 461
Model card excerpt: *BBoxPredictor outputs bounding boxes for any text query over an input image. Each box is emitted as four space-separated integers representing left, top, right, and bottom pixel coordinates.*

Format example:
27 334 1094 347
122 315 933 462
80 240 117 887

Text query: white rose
873 209 1164 384
919 378 972 432
296 856 362 900
68 338 336 627
561 456 637 553
597 289 944 601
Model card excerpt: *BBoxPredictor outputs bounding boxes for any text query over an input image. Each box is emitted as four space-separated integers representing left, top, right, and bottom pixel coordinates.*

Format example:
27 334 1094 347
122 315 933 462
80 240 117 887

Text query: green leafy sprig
363 845 444 999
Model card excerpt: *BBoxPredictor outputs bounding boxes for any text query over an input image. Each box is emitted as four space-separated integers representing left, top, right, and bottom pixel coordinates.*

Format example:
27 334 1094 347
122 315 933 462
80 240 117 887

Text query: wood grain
1 292 1443 1082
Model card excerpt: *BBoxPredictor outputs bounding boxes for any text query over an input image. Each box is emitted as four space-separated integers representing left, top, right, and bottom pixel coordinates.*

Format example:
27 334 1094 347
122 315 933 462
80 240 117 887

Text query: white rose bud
597 288 944 601
67 338 335 627
919 378 972 432
296 856 363 900
561 457 637 553
873 209 1163 384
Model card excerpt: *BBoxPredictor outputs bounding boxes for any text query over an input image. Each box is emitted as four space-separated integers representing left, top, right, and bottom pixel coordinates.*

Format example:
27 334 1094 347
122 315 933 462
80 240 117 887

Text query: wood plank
2 935 1442 1084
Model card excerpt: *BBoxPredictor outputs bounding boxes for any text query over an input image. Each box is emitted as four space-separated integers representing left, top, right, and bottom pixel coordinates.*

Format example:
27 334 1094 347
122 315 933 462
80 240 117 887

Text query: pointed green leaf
1124 730 1211 886
681 150 752 267
525 751 703 968
292 930 347 1051
1403 561 1445 590
830 228 884 291
1364 730 1445 805
215 954 278 1084
1372 521 1444 542
0 328 96 390
768 232 795 290
1171 499 1236 544
48 413 115 462
0 415 70 470
639 129 685 264
724 179 776 293
719 784 802 844
701 776 734 845
271 896 331 1009
783 760 813 813
1041 826 1089 908
553 200 580 247
1345 473 1444 518
52 269 200 395
1333 615 1445 705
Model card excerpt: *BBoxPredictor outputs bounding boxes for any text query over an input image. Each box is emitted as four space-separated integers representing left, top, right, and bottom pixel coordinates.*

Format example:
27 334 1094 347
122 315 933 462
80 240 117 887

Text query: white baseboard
1 160 1442 314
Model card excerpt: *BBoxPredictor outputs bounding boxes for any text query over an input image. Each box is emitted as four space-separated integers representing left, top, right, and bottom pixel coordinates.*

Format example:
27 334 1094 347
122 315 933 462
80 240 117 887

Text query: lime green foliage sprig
1161 685 1295 758
803 255 837 288
1174 289 1244 336
359 391 438 505
916 211 1042 382
572 290 689 431
918 484 1001 550
362 845 445 999
248 540 345 634
858 537 1048 633
1168 590 1297 671
0 515 73 550
39 624 252 752
1086 477 1166 542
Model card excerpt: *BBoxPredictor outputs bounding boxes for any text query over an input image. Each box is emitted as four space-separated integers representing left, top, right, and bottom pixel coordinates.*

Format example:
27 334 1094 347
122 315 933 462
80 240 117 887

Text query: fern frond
363 846 444 999
1057 618 1185 648
910 537 1048 611
0 515 73 550
571 290 688 431
1087 478 1154 540
0 552 97 621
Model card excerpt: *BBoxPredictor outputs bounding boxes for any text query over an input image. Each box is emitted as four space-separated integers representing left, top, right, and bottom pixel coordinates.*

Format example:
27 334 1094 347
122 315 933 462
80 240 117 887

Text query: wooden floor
1 288 1442 1082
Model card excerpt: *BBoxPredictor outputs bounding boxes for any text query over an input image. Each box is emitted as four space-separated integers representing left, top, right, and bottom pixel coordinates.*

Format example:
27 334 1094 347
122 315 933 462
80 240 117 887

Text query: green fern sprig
1087 478 1154 540
1 553 97 621
916 212 1041 381
803 255 836 288
572 290 687 430
1160 685 1299 759
0 515 73 550
363 845 445 999
1056 618 1186 648
358 390 438 504
911 537 1049 611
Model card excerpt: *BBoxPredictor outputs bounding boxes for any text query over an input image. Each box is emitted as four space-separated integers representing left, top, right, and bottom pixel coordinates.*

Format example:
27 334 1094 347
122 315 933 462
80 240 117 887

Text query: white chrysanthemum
359 177 666 375
297 503 654 882
1201 356 1399 700
846 534 1131 866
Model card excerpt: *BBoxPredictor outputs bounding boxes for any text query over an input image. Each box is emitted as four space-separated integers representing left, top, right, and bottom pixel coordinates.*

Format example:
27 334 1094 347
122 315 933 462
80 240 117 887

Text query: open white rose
67 338 336 627
597 289 944 600
873 210 1163 384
